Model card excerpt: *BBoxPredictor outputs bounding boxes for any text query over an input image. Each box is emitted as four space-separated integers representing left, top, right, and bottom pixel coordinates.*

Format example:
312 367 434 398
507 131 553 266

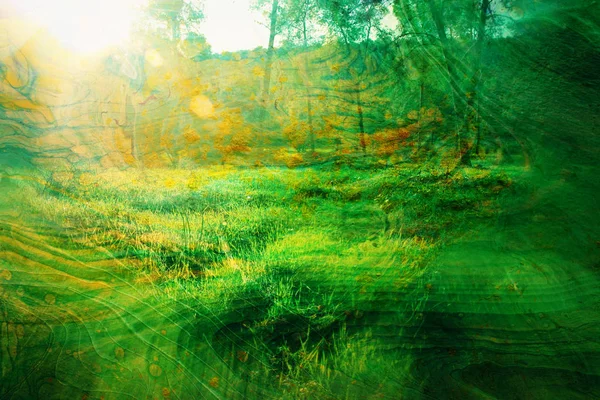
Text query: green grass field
0 161 515 398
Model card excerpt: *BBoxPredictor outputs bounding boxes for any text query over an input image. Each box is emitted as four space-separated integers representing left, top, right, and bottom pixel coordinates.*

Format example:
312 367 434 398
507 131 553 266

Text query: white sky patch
381 7 400 32
1 0 400 55
3 0 147 53
198 0 270 53
199 1 399 53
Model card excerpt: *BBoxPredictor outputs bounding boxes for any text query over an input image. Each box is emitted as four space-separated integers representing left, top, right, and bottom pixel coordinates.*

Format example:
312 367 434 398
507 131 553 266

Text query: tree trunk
132 101 144 167
131 100 138 163
302 15 315 153
462 0 490 165
262 0 279 108
424 0 466 156
418 79 424 152
473 0 490 159
357 86 366 154
425 0 490 165
171 16 179 41
344 42 367 155
353 22 371 156
424 0 464 112
306 89 315 153
119 87 135 165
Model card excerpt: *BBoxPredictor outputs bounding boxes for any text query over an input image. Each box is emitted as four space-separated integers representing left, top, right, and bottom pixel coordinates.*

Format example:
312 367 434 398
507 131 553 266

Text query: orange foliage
274 149 304 168
373 107 444 158
215 108 252 162
373 128 411 157
183 126 201 144
283 117 309 150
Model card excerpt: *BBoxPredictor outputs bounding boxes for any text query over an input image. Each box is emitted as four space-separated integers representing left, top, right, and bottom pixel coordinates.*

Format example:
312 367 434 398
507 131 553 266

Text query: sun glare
5 0 146 53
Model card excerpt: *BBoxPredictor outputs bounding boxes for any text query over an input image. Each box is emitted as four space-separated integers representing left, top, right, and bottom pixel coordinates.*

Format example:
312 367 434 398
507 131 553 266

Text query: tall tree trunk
122 91 141 166
171 16 179 41
461 0 490 165
119 88 135 165
474 99 482 156
424 0 463 111
306 91 315 152
131 99 138 163
424 0 466 156
472 0 490 159
262 0 279 108
353 22 372 156
344 41 367 155
418 78 424 152
132 101 143 167
356 85 366 154
302 15 315 153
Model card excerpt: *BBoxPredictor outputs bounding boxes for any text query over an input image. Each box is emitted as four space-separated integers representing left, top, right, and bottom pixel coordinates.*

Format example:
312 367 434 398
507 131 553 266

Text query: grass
28 161 514 396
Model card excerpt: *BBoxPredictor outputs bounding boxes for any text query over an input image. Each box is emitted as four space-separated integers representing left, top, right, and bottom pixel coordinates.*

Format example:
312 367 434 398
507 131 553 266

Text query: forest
0 0 599 398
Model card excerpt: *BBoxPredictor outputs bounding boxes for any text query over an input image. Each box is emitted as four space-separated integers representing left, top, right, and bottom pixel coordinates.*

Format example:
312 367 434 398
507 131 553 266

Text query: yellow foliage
183 127 201 144
164 177 176 188
79 172 95 186
252 66 265 77
274 149 304 168
283 120 309 149
144 152 164 168
123 153 136 165
160 133 174 149
114 128 131 156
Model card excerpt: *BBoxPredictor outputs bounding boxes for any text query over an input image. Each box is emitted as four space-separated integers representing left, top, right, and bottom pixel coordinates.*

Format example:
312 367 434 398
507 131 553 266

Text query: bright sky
3 0 146 53
199 0 270 53
1 0 395 55
2 0 270 54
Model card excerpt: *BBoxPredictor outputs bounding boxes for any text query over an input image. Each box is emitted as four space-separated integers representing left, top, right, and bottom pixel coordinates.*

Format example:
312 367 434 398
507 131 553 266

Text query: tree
318 0 391 154
146 0 204 41
279 0 322 152
252 0 282 109
179 32 213 61
109 3 208 167
393 0 512 164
